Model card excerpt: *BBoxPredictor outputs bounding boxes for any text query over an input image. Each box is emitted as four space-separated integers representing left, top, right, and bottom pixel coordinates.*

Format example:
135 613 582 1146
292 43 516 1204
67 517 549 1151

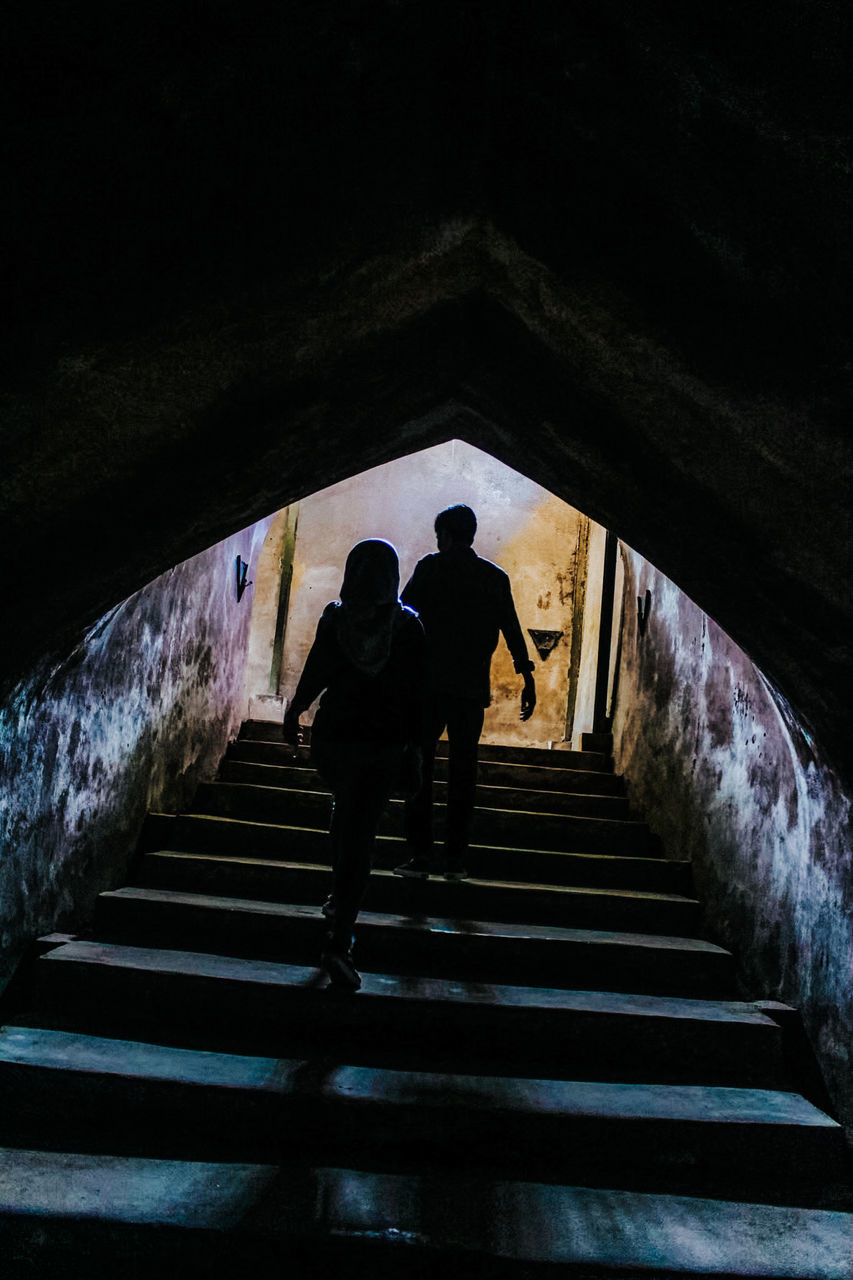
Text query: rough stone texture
0 517 272 989
242 505 298 709
611 549 853 1136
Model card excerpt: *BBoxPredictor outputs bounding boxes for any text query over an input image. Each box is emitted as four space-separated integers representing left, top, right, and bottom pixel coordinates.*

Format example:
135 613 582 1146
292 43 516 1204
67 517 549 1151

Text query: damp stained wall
270 441 585 748
611 547 853 1135
242 504 300 717
571 521 606 742
0 516 273 989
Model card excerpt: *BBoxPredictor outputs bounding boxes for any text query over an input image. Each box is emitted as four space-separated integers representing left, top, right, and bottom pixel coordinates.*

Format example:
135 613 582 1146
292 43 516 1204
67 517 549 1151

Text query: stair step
3 709 848 1274
193 781 651 855
94 887 730 997
30 939 785 1087
134 850 700 933
218 759 631 819
0 1025 845 1204
438 739 612 770
227 739 627 793
140 812 689 890
238 721 611 772
1 1147 850 1279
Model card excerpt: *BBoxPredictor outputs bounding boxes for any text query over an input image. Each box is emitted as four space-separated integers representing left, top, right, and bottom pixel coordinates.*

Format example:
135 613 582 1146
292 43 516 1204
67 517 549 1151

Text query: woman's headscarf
335 539 404 675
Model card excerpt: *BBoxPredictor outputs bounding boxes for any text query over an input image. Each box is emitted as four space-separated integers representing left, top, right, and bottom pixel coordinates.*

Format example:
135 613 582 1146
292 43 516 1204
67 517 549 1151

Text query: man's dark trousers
405 692 485 864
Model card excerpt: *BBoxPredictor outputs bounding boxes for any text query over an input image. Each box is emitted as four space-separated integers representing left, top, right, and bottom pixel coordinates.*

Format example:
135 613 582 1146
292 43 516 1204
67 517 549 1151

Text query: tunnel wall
242 504 300 720
0 515 273 991
611 547 853 1135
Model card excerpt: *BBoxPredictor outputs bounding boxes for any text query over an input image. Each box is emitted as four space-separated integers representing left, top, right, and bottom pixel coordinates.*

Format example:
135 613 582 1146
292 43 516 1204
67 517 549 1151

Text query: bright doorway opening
244 441 622 750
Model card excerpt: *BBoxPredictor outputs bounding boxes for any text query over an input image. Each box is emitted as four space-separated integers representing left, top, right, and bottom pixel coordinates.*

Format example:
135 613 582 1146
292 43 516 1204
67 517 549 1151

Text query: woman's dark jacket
291 602 426 745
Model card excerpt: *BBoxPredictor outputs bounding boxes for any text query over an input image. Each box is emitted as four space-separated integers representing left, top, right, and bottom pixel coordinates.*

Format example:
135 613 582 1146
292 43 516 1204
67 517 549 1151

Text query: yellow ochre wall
250 441 592 748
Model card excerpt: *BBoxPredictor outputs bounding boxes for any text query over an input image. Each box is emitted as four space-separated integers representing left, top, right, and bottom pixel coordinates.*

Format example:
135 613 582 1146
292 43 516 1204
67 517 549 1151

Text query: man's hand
282 708 302 746
520 674 536 722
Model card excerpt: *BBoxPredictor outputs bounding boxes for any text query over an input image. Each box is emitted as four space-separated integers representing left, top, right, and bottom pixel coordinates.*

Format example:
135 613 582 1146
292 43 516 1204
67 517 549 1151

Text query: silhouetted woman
282 539 425 989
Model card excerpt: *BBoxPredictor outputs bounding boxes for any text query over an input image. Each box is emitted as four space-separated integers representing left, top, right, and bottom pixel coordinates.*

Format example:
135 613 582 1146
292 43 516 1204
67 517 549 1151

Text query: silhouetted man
394 504 536 880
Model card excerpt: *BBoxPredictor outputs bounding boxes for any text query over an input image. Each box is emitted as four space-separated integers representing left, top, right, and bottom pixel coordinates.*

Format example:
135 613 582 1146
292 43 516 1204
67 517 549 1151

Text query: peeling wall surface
0 516 273 988
571 520 606 745
275 441 584 747
243 504 299 716
611 548 853 1134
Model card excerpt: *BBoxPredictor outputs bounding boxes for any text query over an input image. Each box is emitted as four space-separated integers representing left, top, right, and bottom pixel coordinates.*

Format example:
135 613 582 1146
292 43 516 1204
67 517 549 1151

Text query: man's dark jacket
401 546 533 707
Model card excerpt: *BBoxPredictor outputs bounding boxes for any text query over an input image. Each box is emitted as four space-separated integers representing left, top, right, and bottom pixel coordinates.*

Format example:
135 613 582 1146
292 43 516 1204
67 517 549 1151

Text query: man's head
434 504 477 551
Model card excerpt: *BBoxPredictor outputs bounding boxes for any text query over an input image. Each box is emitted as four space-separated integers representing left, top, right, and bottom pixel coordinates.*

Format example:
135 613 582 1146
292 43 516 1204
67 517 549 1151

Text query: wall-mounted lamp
235 556 253 603
527 628 563 661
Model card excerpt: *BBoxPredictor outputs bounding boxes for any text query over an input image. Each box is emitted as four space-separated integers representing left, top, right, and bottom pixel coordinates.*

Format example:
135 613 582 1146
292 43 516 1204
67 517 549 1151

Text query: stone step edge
0 1147 850 1278
98 886 724 956
229 745 628 792
235 737 610 768
37 938 773 1028
239 722 610 762
194 783 651 833
0 1024 836 1132
137 850 698 907
144 812 688 868
222 760 628 804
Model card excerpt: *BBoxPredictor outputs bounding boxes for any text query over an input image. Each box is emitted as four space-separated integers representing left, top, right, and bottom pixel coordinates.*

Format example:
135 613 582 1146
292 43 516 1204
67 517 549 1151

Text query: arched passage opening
2 409 852 1145
1 243 851 1146
243 439 620 753
6 260 850 788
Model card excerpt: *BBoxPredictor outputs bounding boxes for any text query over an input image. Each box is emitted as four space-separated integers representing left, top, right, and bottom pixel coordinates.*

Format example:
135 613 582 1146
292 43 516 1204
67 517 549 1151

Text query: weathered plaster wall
276 441 585 747
243 504 299 720
571 521 606 744
0 516 273 990
606 549 625 719
611 549 853 1134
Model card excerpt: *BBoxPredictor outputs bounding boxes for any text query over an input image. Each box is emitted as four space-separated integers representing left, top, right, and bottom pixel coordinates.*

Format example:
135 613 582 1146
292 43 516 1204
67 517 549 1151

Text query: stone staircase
1 721 851 1278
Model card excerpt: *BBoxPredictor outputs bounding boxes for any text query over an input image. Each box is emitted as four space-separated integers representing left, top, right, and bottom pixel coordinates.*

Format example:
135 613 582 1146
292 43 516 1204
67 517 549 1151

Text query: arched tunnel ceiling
1 1 851 776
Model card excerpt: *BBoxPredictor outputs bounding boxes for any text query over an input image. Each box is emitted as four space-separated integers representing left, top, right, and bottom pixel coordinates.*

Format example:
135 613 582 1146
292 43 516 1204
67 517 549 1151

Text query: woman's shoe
393 856 432 878
321 941 361 990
